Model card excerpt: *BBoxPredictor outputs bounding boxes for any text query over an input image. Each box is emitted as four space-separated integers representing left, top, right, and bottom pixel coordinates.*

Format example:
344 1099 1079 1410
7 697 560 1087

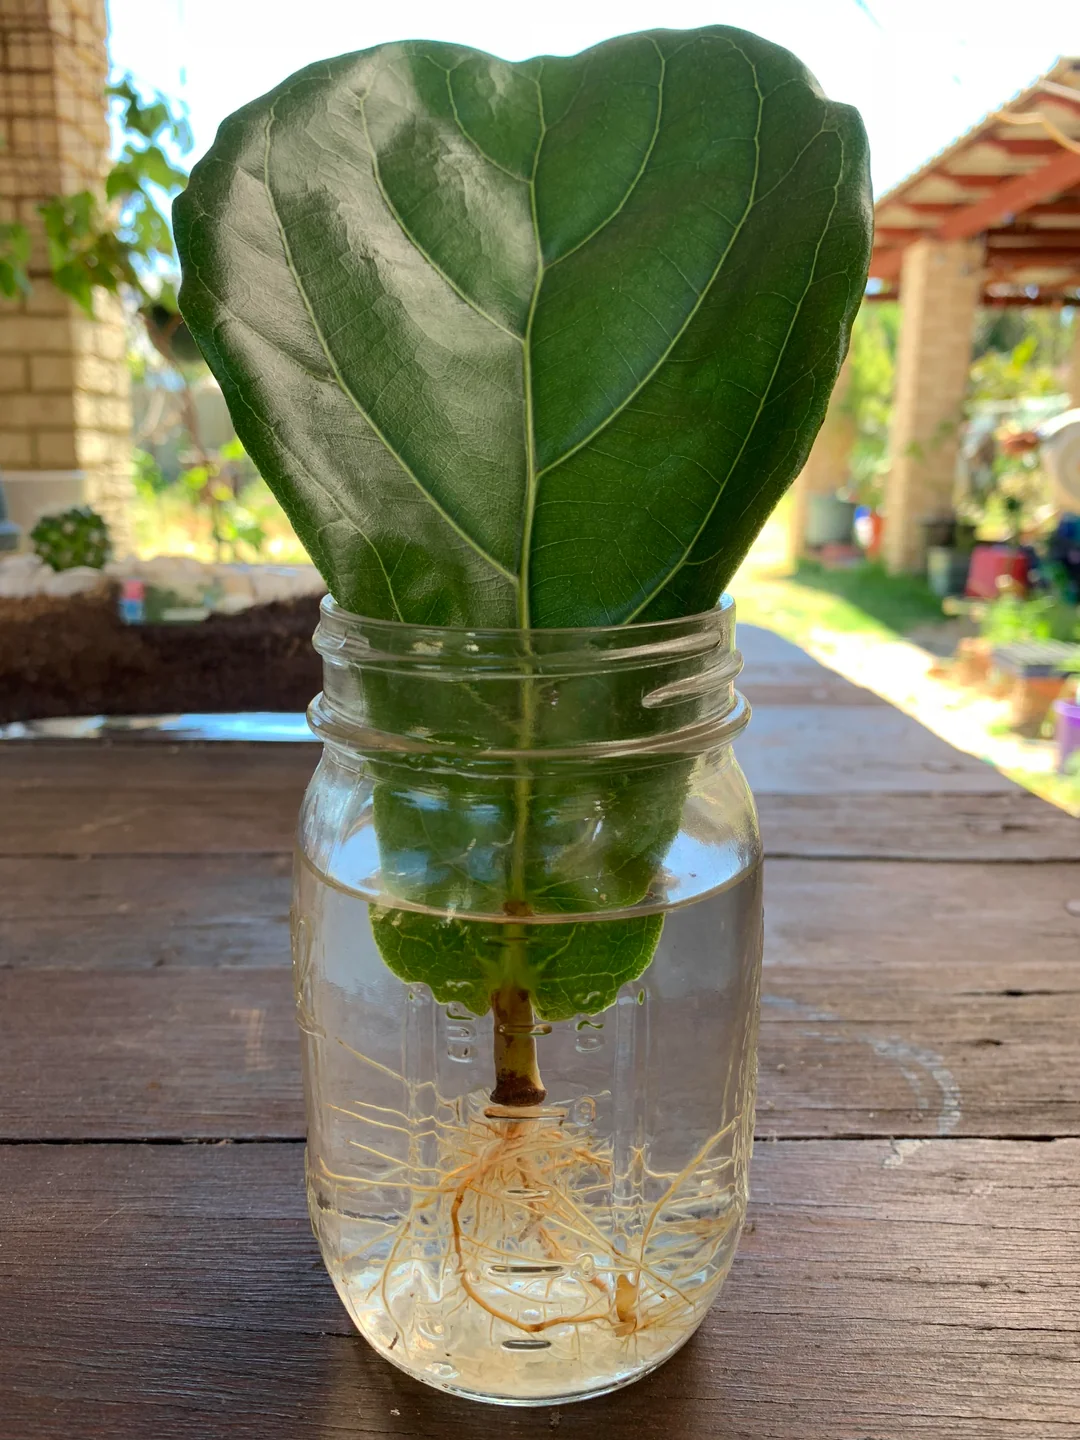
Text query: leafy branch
0 75 190 314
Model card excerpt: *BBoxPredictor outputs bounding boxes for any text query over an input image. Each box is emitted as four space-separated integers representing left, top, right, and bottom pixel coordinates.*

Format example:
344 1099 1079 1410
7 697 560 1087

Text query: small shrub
31 505 112 572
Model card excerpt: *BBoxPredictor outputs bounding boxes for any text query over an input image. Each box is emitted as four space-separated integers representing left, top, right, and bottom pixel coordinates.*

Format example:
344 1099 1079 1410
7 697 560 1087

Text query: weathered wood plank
0 744 311 857
757 789 1080 861
1 742 1074 860
3 945 1077 1140
7 854 1076 977
0 741 319 788
0 855 292 968
764 858 1080 983
738 624 892 705
740 677 892 705
740 705 1017 794
0 969 302 1140
1 1140 1076 1438
0 785 304 856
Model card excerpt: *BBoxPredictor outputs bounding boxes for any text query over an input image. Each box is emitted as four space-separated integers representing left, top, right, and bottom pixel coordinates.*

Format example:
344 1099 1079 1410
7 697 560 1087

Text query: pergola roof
869 57 1080 306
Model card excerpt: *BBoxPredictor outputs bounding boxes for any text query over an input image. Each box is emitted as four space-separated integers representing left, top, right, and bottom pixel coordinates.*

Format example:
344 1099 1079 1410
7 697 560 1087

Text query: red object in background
853 509 884 557
964 544 1030 599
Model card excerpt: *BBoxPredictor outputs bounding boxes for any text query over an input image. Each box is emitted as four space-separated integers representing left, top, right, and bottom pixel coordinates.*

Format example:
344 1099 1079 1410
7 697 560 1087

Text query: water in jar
293 854 762 1405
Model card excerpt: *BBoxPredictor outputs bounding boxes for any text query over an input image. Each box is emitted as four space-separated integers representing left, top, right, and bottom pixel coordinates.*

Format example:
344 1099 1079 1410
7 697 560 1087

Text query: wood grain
740 704 1017 794
0 854 293 968
7 853 1078 974
757 789 1080 860
3 952 1077 1140
2 744 1073 861
3 621 1079 1436
1 1139 1076 1439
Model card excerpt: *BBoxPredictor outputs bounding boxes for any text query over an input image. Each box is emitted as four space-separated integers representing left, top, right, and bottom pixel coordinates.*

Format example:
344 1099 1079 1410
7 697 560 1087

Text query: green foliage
0 75 190 315
841 302 898 504
175 27 872 627
979 591 1080 646
371 908 663 1022
968 333 1064 404
175 28 872 1041
178 454 267 562
133 447 169 498
108 76 194 155
972 307 1076 373
30 506 112 572
0 222 31 300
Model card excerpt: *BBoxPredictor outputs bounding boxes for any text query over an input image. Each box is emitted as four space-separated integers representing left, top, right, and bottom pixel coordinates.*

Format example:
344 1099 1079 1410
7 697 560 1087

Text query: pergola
794 57 1080 573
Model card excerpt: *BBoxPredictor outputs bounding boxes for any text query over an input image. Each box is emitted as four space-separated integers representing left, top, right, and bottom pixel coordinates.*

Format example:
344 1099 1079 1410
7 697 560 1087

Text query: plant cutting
176 24 871 1404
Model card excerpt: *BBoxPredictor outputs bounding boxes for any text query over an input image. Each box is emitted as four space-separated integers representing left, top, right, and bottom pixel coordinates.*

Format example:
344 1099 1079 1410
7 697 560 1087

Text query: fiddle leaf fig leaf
175 25 871 1050
174 24 871 629
370 906 663 1022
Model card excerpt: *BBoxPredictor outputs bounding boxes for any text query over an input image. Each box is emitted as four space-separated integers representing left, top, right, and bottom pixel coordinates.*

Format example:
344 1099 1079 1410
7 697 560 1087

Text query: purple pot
1053 697 1080 774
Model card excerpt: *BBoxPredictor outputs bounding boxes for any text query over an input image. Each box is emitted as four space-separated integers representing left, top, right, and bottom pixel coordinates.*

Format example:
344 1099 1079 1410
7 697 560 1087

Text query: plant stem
487 638 547 1108
489 962 546 1108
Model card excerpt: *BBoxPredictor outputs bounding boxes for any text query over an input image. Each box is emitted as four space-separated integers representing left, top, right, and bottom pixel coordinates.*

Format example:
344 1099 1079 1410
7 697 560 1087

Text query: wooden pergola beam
987 229 1080 248
943 174 1001 190
937 148 1080 238
903 202 971 216
868 249 904 282
1035 80 1080 114
870 65 1080 305
1028 197 1080 215
983 137 1071 156
986 248 1080 268
864 289 1080 306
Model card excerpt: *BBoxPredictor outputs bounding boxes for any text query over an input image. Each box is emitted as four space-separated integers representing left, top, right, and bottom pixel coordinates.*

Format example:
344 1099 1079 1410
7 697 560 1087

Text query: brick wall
882 238 983 574
0 0 134 551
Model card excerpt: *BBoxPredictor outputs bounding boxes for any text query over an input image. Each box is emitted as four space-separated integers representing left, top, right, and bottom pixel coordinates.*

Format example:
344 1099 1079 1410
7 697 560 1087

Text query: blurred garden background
2 1 1080 810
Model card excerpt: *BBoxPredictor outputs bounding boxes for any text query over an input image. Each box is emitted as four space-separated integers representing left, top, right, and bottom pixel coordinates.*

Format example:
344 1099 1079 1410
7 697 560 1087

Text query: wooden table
2 627 1079 1438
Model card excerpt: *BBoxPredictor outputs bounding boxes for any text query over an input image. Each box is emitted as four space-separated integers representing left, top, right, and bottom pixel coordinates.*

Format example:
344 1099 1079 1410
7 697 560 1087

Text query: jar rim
318 592 734 642
309 593 748 762
314 594 737 673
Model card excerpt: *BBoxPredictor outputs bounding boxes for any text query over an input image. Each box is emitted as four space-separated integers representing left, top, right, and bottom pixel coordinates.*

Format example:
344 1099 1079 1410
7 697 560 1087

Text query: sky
106 0 1080 196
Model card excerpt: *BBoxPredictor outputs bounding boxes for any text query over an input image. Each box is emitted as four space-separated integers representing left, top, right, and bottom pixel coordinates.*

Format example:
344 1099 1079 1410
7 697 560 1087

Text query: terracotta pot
1009 676 1068 736
952 637 992 687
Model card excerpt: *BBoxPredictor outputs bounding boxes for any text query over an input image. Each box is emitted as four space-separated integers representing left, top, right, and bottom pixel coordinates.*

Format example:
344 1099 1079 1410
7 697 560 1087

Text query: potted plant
176 25 871 1404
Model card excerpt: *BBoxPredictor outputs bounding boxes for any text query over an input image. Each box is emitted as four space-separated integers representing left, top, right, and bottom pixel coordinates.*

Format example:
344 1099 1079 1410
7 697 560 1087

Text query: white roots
311 1084 744 1363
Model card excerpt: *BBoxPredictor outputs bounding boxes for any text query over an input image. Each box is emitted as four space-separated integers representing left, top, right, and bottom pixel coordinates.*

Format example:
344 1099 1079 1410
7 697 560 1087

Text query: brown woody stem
490 966 546 1108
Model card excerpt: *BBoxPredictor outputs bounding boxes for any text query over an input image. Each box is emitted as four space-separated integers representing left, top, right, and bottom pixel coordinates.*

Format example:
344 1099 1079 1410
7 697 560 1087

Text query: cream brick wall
883 239 984 574
0 0 135 552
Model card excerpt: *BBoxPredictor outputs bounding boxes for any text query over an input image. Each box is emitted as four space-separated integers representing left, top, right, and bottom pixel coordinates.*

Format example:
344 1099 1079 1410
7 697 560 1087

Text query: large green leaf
370 906 663 1022
176 27 870 1055
174 25 871 628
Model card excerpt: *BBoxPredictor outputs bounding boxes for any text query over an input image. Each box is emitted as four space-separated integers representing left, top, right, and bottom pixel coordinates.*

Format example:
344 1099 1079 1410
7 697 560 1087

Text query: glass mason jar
293 597 762 1406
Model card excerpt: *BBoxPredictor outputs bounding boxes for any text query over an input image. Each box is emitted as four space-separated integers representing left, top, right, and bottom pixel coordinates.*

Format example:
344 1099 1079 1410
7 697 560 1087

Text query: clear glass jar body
293 600 762 1406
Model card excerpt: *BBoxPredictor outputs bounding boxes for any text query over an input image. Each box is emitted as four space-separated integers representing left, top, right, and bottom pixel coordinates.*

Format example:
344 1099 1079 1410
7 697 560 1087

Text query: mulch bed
0 587 322 722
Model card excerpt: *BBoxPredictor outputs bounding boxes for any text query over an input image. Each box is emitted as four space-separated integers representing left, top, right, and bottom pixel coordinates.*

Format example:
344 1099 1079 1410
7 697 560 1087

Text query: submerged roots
315 1086 743 1359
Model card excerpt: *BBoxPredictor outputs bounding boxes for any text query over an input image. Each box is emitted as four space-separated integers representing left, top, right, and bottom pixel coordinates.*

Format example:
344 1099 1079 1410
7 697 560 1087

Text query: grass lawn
737 556 946 646
733 507 1080 816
